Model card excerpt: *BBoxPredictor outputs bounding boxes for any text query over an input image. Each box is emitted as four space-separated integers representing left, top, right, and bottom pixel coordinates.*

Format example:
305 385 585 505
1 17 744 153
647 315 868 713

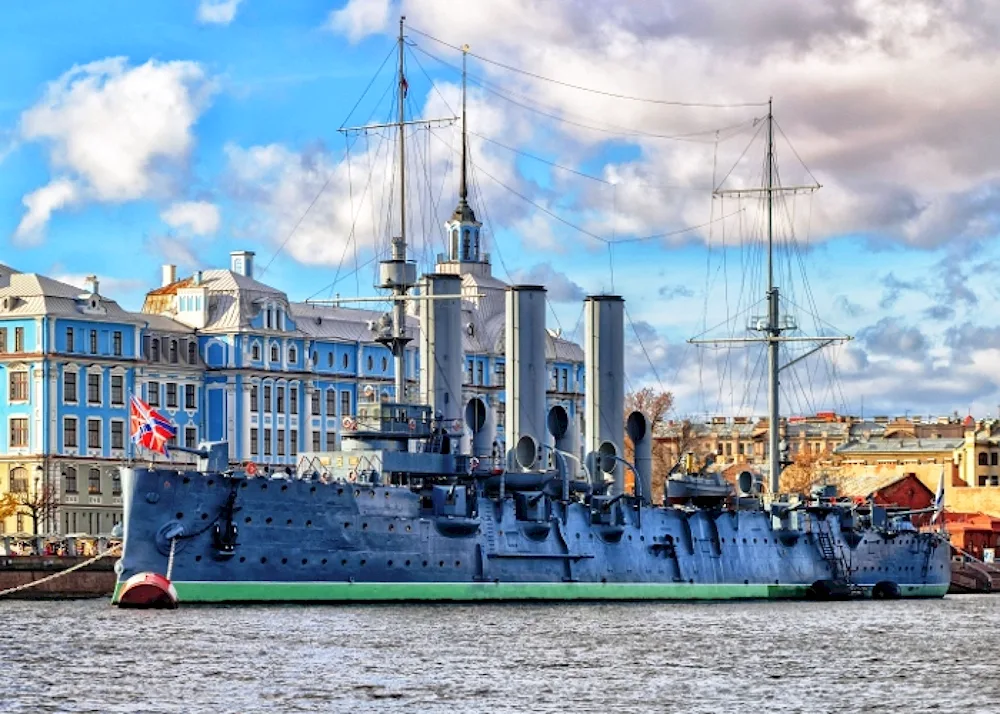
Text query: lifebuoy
348 470 357 482
452 419 462 432
470 457 480 471
245 462 257 477
342 416 357 431
408 418 417 431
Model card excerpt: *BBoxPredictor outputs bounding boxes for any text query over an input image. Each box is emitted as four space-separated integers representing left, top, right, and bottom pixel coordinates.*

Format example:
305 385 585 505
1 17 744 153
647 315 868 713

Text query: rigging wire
409 26 769 109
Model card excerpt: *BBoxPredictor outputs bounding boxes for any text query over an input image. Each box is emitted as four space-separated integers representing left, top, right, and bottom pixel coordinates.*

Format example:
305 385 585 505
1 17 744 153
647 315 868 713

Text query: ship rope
0 543 121 599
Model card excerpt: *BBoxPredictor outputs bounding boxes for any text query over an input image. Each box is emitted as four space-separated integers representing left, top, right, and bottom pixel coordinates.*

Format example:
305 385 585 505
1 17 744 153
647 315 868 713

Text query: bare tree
16 485 59 536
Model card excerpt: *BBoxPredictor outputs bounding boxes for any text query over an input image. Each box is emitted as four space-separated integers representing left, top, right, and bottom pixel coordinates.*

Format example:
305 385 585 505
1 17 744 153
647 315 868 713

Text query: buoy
343 416 357 431
117 572 178 609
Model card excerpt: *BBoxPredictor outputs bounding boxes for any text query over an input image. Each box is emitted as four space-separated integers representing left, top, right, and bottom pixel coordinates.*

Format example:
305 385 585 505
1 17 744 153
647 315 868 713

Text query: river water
0 595 995 713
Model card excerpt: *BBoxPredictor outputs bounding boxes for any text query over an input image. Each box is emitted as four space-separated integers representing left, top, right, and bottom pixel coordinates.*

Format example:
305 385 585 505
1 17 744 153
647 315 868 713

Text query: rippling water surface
1 596 997 713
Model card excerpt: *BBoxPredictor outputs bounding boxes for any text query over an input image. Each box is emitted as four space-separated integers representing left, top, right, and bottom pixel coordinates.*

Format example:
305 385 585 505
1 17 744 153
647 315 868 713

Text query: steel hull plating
113 468 951 604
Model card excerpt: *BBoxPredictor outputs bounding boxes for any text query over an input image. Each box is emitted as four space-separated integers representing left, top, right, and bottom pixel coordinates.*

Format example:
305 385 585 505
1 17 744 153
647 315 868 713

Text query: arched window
451 228 459 257
367 355 374 371
187 341 197 364
64 467 78 494
9 466 28 494
381 356 388 372
327 353 333 368
270 344 280 362
979 452 989 466
169 340 178 363
251 342 261 361
88 468 101 495
289 346 297 363
311 351 317 366
150 338 160 362
342 353 349 369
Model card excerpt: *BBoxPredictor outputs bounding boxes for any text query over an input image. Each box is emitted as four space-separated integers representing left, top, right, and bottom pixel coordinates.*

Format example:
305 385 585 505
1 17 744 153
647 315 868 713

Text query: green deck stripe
112 580 950 604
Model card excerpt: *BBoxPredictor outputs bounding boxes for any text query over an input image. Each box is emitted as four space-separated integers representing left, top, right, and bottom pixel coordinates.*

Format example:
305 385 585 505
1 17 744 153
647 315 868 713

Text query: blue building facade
0 246 584 536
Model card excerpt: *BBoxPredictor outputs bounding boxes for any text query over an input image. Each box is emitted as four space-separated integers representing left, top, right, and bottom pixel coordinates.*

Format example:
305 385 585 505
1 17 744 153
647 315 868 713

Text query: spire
451 43 477 225
460 43 468 203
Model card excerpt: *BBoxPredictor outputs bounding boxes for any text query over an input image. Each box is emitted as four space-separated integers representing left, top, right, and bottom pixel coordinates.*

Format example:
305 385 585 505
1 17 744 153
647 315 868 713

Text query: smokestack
585 295 625 494
420 273 463 426
85 275 100 295
627 411 652 505
162 264 177 287
505 285 547 469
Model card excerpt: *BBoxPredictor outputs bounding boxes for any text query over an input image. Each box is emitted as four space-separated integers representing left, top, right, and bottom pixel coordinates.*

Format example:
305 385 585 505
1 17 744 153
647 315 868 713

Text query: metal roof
835 437 963 454
0 273 142 324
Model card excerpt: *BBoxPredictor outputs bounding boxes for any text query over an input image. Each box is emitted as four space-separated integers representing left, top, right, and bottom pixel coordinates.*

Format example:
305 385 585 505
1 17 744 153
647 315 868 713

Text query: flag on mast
931 468 945 524
130 394 177 457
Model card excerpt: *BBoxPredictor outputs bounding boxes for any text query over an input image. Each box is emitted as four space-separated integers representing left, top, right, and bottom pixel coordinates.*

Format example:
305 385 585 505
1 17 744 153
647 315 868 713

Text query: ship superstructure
112 19 950 606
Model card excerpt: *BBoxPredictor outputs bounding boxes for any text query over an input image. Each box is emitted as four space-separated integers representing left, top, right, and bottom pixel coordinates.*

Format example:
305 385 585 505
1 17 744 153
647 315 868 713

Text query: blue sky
3 0 1000 419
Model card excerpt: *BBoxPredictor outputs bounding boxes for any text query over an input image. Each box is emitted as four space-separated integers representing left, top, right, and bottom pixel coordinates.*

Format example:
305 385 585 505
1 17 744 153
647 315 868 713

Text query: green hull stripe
113 580 950 604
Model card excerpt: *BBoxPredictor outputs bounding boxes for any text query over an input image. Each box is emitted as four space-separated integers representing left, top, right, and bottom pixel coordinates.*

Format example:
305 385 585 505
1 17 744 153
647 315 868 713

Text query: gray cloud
510 263 586 302
923 304 955 321
658 284 695 300
856 317 928 358
879 272 922 309
835 294 864 318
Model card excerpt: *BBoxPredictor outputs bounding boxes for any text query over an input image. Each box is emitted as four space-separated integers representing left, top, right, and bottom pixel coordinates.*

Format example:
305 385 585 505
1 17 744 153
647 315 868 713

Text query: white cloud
14 178 80 245
18 56 214 240
324 0 1000 250
197 0 243 25
326 0 392 42
161 201 221 236
222 81 530 267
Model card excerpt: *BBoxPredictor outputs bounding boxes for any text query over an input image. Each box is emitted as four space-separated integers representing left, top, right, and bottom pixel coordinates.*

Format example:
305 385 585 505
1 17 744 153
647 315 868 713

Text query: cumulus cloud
15 178 80 244
197 0 243 25
511 263 585 302
161 201 221 236
223 82 530 266
326 0 392 42
325 0 1000 250
17 57 214 240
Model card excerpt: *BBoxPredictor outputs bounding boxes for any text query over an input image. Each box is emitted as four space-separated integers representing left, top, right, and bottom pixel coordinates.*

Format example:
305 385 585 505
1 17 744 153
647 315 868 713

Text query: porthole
301 559 308 565
405 525 411 532
321 558 327 565
388 524 395 532
195 555 202 562
182 477 191 485
286 519 292 526
388 560 393 567
306 520 312 527
281 558 288 565
239 556 246 563
280 485 287 492
266 517 273 525
176 512 184 520
405 560 411 566
423 561 428 567
201 513 208 520
341 559 348 566
362 523 368 530
344 522 351 529
455 560 461 567
360 559 367 566
207 479 215 487
439 560 445 567
337 488 344 496
260 557 267 564
244 517 252 524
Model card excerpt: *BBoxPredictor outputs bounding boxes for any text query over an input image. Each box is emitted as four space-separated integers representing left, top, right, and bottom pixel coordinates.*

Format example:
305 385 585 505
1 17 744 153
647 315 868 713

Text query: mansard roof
0 272 141 324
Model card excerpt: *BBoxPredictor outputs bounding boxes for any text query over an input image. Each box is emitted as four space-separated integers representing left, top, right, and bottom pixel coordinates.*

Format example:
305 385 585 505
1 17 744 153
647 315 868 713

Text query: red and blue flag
130 394 177 457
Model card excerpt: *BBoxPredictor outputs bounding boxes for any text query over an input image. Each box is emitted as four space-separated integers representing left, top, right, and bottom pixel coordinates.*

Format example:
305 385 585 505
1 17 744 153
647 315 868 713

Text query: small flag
932 468 945 524
401 75 408 98
130 394 177 457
